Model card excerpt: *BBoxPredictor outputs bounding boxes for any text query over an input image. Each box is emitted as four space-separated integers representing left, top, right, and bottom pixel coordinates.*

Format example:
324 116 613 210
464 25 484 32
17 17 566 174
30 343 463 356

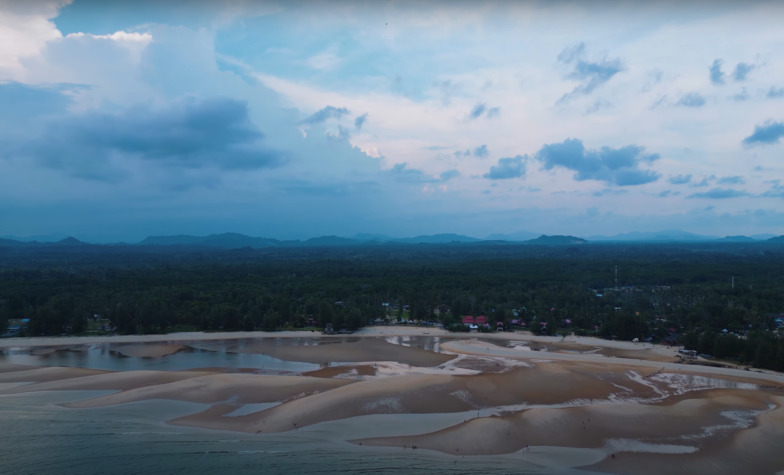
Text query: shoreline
3 326 781 382
3 327 783 473
0 325 660 347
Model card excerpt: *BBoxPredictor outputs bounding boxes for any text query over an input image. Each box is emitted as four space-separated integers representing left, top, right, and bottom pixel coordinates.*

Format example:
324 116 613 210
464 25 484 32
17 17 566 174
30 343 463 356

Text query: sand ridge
2 327 783 474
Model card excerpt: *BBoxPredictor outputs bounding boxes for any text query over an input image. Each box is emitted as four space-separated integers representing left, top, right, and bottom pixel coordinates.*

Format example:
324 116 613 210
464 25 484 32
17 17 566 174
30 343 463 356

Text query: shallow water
6 335 765 474
0 342 321 373
0 391 605 475
0 336 615 474
0 335 454 374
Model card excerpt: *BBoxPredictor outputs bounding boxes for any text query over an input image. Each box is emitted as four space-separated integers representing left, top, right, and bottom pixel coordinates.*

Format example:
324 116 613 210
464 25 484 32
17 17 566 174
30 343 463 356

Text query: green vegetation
1 241 783 370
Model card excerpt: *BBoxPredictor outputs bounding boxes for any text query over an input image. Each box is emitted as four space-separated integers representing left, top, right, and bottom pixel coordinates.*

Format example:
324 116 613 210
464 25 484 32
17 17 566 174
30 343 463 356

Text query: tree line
1 241 783 370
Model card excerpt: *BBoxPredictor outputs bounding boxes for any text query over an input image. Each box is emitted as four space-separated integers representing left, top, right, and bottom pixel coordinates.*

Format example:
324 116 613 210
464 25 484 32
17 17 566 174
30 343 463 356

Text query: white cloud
0 0 65 81
65 30 153 44
306 46 343 71
3 1 784 239
63 30 153 62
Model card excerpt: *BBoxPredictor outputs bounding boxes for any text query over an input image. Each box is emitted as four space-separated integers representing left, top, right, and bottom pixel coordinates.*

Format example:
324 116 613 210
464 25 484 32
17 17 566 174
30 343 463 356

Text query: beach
2 327 783 474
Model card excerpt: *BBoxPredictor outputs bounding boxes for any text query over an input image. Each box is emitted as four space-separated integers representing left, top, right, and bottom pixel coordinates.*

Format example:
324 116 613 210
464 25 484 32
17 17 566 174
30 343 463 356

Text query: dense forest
1 240 783 371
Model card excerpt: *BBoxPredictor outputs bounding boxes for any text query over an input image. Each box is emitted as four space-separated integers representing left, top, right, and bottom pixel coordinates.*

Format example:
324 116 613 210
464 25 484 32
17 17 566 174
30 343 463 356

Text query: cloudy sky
2 0 784 242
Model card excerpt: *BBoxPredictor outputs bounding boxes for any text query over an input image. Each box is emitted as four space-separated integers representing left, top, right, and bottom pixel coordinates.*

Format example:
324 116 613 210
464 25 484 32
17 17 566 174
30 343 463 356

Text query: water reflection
384 336 443 353
0 341 321 374
0 336 450 373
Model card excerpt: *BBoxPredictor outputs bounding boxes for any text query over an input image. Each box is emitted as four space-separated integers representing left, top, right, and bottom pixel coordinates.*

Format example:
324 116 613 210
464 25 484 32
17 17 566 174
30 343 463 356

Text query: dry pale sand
0 368 214 394
2 327 784 474
358 390 784 474
0 365 109 384
63 372 353 409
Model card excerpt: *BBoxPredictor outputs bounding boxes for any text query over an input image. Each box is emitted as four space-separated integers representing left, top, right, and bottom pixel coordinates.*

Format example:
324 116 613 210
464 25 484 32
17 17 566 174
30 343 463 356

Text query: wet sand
2 327 783 474
112 343 188 358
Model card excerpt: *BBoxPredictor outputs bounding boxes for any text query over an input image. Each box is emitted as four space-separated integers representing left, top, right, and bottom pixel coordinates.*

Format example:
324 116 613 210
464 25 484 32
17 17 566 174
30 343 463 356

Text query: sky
2 0 784 242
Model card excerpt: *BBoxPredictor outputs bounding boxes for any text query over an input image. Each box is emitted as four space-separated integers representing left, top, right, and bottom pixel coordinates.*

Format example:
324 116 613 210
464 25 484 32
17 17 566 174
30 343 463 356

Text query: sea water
0 342 321 373
0 339 607 474
0 390 607 475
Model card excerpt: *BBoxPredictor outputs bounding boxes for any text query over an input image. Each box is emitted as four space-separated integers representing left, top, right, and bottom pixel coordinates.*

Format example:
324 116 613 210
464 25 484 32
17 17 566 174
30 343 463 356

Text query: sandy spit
3 328 784 474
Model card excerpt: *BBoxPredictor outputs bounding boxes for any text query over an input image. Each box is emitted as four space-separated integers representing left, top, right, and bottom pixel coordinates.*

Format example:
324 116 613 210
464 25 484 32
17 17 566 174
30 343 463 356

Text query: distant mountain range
139 233 281 248
586 230 777 242
1 231 783 249
140 232 482 248
485 231 541 241
527 235 588 245
587 230 714 242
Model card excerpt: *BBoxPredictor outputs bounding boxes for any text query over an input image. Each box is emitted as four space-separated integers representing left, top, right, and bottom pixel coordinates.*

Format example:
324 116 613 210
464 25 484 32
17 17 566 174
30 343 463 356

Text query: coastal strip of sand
2 327 783 474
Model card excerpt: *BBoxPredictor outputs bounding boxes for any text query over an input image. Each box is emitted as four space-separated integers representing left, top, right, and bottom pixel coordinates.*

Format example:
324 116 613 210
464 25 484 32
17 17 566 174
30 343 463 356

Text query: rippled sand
2 328 783 474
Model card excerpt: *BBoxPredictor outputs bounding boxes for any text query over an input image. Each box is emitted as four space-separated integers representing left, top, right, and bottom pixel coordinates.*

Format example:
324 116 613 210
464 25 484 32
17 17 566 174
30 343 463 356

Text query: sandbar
2 327 783 474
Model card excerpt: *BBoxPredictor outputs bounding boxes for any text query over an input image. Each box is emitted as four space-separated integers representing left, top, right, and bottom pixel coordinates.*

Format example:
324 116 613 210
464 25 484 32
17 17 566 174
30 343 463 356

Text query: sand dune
0 369 213 395
64 372 353 409
171 373 462 433
0 365 108 384
2 327 783 474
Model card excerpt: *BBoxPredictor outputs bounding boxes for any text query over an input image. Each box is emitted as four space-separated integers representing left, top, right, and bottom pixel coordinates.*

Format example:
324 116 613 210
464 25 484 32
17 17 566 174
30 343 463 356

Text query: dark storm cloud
688 188 750 199
732 62 754 81
323 125 352 142
558 42 623 101
0 82 72 127
709 59 725 85
677 92 706 107
767 87 784 98
454 145 488 158
717 176 745 185
21 97 283 178
668 174 692 185
536 138 660 186
302 105 349 124
439 169 460 181
762 184 784 199
742 120 784 146
469 103 486 119
593 188 627 197
275 178 379 197
354 113 368 130
733 89 749 102
388 163 459 183
483 155 526 180
468 103 500 120
691 176 715 187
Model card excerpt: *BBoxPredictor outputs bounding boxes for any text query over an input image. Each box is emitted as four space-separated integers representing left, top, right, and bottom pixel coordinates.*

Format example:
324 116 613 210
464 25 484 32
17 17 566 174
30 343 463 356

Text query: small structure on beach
678 349 697 359
3 318 30 337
